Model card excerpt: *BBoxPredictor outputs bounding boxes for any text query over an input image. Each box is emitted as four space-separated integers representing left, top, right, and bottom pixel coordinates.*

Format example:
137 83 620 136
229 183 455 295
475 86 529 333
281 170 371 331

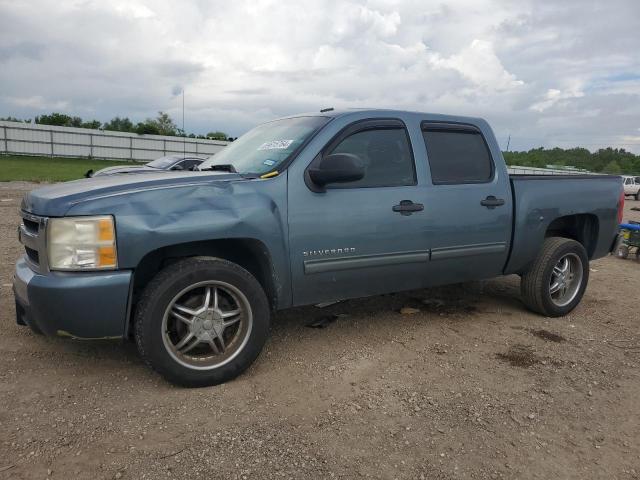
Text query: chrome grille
18 211 49 273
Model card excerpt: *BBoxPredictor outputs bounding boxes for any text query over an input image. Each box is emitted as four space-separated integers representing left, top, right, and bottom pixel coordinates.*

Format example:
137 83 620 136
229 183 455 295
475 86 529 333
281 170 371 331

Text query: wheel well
132 238 277 311
545 214 599 258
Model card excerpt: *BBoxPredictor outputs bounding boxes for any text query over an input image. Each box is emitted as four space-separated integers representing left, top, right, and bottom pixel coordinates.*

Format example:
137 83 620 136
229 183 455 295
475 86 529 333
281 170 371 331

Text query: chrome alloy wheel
161 281 253 370
549 253 583 307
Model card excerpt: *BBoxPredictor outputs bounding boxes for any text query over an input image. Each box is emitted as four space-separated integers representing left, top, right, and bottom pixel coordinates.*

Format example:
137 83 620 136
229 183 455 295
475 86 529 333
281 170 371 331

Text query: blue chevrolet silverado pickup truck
13 109 624 386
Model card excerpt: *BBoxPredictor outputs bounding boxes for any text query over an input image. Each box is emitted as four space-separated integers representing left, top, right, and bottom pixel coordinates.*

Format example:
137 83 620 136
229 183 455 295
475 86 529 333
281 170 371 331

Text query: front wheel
521 237 589 317
134 257 270 387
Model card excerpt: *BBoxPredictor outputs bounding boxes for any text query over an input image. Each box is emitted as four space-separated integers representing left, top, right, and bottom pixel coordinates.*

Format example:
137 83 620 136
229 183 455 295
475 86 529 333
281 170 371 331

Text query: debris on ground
530 329 567 343
417 297 478 315
400 307 421 315
306 315 339 328
496 344 540 367
433 343 450 354
421 298 445 308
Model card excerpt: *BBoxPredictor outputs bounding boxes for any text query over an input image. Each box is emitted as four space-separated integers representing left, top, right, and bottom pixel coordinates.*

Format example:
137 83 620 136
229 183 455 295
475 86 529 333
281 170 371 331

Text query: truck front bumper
13 256 132 339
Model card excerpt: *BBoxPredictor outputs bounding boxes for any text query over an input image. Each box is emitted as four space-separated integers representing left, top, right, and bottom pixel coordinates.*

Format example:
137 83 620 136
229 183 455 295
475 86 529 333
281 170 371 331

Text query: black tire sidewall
539 241 589 317
137 259 270 387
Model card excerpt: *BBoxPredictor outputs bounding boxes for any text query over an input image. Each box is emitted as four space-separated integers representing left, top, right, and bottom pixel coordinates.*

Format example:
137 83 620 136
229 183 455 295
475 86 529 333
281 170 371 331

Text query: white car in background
622 175 640 200
86 155 208 178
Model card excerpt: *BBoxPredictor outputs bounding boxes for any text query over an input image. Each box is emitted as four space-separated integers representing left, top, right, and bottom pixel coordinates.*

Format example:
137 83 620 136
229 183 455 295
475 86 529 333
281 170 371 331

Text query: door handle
480 195 505 209
392 200 424 216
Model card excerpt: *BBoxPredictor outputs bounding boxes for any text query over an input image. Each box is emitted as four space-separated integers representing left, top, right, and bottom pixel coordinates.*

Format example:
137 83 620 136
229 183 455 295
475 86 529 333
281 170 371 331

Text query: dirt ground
1 182 639 480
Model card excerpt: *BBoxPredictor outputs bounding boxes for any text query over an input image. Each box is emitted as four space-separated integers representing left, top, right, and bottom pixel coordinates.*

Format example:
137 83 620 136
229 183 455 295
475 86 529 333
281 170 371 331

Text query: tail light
617 190 625 224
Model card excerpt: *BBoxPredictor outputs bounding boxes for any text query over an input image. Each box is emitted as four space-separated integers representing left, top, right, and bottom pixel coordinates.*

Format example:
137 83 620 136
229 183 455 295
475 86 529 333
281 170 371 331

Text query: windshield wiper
197 164 237 173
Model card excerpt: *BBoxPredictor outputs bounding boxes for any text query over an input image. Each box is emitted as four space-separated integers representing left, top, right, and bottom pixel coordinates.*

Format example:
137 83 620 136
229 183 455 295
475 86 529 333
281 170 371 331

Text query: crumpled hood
22 171 243 216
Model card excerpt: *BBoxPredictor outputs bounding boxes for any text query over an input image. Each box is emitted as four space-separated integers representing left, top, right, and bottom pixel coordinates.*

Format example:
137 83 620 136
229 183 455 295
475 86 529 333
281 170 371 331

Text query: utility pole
506 134 511 152
182 89 186 157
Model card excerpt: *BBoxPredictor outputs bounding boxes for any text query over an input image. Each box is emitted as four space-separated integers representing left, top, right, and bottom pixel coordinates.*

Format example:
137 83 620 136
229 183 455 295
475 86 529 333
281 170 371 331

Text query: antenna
506 134 511 152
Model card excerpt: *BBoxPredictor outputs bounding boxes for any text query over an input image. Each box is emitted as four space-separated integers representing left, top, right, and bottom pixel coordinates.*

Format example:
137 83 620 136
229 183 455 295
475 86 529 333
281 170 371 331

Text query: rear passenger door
420 122 512 283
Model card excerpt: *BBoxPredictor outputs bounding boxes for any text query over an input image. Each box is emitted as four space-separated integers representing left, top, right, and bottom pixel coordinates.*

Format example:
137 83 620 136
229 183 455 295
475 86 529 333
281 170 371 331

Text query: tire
635 250 640 263
635 192 640 201
27 321 44 335
521 237 589 317
617 245 630 259
134 257 270 387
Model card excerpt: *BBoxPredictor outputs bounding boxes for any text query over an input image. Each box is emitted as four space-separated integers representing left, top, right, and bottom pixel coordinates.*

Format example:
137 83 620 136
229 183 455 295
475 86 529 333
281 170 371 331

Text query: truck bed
505 174 622 275
509 174 614 180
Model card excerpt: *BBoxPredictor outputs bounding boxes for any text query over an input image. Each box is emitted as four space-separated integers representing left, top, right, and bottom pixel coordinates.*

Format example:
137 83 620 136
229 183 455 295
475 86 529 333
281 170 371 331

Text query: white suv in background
623 175 640 200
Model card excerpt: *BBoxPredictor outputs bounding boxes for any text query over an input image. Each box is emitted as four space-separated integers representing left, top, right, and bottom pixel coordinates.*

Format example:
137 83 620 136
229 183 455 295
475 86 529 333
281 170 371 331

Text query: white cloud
109 1 156 19
433 39 524 91
530 87 585 112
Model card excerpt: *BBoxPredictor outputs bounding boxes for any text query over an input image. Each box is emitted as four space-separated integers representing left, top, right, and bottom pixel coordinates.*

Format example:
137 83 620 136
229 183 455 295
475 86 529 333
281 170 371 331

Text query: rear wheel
521 237 589 317
134 257 270 387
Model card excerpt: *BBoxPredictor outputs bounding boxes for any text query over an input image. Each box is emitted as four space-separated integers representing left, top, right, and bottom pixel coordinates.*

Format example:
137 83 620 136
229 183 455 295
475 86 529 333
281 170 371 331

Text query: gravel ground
0 182 639 480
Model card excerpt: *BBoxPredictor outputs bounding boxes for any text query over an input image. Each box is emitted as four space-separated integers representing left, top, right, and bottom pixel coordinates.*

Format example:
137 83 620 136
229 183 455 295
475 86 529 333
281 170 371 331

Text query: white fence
0 121 229 162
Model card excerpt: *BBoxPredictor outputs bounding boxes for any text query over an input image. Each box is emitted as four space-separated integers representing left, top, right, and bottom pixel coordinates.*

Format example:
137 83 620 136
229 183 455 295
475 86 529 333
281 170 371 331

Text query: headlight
47 216 117 270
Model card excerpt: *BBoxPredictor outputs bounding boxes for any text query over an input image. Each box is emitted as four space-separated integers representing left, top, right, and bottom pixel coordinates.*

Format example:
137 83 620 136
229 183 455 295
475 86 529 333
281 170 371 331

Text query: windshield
198 116 330 175
147 156 179 169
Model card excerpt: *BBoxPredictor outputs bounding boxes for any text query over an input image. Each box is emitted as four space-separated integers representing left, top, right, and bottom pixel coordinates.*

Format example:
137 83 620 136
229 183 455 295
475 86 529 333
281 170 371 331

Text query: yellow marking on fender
260 171 279 179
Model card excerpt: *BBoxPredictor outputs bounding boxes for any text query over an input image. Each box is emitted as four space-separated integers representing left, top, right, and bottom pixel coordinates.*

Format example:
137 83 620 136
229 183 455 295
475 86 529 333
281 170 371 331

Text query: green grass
0 155 144 182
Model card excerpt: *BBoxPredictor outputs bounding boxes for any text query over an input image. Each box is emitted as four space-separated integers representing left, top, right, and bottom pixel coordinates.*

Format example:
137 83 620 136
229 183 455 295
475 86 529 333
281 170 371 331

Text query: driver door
287 119 430 306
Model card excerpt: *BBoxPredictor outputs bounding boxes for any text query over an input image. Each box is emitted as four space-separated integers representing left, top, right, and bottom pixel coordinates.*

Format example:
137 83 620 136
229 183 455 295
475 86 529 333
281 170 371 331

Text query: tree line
1 112 232 141
503 147 640 175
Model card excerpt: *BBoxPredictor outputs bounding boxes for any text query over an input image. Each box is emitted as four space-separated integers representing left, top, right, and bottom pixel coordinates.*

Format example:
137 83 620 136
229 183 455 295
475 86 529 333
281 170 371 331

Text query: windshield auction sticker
258 140 294 150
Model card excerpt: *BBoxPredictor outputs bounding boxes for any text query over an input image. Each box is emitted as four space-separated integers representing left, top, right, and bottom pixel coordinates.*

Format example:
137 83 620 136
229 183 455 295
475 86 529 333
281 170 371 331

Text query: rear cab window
421 122 494 184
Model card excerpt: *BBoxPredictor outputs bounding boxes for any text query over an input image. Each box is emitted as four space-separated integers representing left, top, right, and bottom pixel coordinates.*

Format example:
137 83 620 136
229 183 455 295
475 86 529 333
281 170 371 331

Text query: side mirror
308 153 365 191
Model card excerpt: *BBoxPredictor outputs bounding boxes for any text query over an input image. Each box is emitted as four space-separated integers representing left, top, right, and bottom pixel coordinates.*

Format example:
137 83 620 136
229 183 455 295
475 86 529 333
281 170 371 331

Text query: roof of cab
279 108 486 126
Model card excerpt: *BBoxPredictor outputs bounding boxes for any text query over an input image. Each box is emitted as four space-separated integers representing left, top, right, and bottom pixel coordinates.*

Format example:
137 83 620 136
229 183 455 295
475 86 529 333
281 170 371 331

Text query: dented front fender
65 173 292 307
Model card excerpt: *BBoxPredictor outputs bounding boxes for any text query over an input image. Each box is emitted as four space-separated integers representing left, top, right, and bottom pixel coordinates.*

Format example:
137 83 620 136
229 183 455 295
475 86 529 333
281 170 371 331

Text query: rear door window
421 125 494 184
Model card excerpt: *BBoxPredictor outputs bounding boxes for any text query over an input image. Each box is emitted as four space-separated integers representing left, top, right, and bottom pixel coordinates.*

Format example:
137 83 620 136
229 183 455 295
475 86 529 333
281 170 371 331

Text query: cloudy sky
1 0 639 152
